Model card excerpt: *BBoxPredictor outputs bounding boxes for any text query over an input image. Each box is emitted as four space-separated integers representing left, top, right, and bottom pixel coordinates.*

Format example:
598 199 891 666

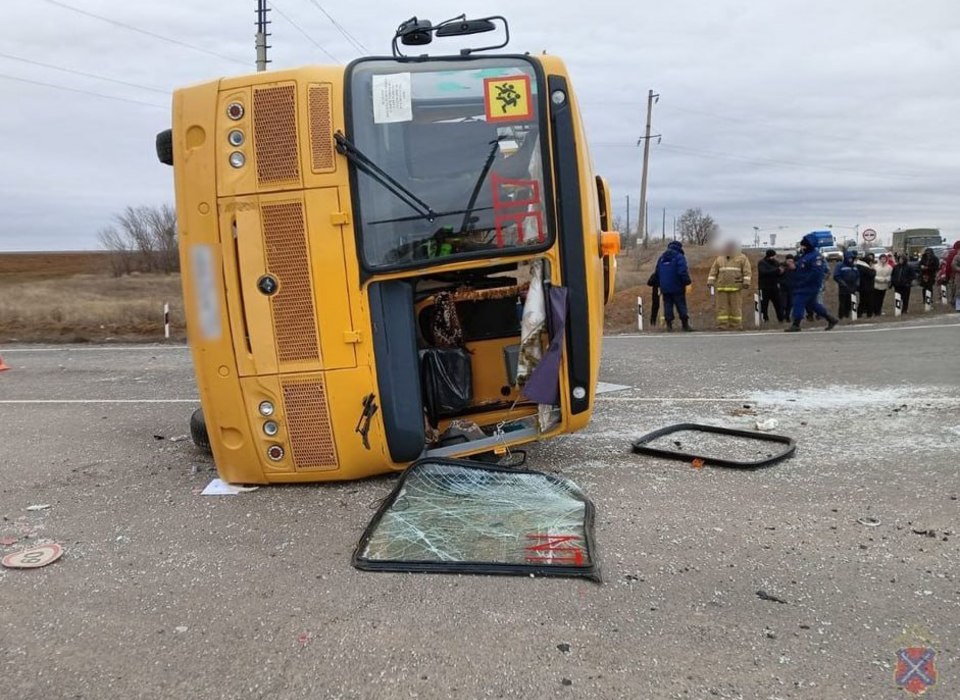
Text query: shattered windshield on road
348 58 552 270
353 460 599 581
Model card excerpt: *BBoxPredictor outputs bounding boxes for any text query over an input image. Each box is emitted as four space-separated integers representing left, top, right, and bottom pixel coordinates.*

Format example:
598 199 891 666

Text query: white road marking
606 319 960 340
0 345 189 353
596 396 960 403
0 399 199 404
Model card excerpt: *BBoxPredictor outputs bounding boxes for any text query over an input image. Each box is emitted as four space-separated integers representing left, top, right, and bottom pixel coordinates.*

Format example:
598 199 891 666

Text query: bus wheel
156 129 174 166
190 408 211 453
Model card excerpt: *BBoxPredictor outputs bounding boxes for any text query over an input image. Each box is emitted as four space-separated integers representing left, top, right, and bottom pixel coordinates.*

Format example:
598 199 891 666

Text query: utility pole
255 0 271 72
637 89 660 254
661 207 666 242
625 195 631 245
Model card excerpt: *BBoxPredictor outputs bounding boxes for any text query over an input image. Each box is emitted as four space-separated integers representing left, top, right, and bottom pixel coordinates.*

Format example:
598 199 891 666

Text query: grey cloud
2 0 957 250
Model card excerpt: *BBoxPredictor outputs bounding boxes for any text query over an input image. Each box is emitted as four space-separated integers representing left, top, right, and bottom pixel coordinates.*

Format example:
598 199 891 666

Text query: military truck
892 228 943 258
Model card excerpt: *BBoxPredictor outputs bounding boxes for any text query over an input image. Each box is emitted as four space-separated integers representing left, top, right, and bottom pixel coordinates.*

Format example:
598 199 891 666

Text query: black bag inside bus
420 348 473 428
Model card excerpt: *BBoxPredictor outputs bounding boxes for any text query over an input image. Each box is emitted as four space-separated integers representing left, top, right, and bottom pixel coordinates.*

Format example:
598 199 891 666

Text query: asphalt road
2 317 958 700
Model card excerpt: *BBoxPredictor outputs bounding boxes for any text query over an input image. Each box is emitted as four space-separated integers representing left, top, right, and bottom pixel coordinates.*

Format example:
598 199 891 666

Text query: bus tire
156 129 174 166
190 408 211 453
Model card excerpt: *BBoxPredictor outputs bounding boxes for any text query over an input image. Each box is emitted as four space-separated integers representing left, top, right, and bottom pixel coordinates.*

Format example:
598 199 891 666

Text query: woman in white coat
873 253 893 316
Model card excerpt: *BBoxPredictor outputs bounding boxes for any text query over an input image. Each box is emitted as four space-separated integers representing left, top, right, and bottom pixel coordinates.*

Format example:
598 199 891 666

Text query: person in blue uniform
785 233 839 332
654 240 694 331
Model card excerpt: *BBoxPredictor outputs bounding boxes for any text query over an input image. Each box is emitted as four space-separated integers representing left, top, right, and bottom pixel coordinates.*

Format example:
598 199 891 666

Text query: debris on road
911 528 937 538
0 536 19 546
632 423 796 469
353 459 599 581
2 542 63 569
200 479 259 496
857 517 881 527
25 504 51 511
755 418 779 431
756 590 788 604
556 643 571 653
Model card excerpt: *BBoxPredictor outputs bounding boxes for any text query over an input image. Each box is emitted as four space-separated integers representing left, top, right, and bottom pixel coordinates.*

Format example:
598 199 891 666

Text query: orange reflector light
601 231 621 256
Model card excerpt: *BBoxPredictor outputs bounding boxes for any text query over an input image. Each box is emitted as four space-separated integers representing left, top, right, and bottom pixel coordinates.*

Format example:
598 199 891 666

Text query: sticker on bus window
483 75 533 122
372 73 412 123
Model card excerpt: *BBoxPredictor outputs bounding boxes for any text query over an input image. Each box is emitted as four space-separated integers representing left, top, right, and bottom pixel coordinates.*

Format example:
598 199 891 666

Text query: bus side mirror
397 17 433 46
435 18 496 37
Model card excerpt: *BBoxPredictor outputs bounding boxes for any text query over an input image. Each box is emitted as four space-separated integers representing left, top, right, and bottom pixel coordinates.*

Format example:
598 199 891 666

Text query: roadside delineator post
637 296 643 332
894 291 903 317
924 289 933 312
851 292 859 322
164 303 171 340
753 292 761 328
942 284 949 306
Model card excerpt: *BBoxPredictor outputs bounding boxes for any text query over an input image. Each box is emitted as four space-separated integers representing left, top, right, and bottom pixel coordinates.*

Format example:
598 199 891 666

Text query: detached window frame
344 55 557 275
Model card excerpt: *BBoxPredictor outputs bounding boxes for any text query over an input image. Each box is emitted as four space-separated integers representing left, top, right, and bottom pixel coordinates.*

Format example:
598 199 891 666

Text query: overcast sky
3 0 958 250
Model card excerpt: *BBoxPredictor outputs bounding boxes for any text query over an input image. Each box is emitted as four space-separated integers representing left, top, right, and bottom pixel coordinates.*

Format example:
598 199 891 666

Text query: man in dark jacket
918 248 940 303
833 251 860 319
891 253 916 313
779 254 797 320
654 240 694 331
785 233 839 332
757 249 785 322
855 253 877 318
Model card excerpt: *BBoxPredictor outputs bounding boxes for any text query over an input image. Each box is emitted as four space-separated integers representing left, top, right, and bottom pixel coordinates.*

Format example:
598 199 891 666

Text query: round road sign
862 228 877 242
2 543 63 569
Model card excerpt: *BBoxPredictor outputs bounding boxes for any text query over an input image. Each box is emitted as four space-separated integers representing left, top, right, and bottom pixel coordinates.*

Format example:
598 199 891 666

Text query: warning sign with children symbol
484 75 533 122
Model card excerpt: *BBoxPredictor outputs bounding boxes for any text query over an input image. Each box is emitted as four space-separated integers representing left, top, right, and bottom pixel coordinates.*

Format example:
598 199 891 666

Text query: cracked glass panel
354 460 599 580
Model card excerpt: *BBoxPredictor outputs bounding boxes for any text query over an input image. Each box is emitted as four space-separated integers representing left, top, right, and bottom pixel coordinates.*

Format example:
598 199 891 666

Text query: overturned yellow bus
158 15 619 483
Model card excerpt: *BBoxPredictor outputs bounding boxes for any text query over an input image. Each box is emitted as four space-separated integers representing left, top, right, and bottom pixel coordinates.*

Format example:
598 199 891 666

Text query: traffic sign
862 228 877 242
2 543 62 569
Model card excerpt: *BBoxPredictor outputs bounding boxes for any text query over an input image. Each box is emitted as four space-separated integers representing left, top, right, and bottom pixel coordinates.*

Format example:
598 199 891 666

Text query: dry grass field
0 248 952 342
0 253 184 343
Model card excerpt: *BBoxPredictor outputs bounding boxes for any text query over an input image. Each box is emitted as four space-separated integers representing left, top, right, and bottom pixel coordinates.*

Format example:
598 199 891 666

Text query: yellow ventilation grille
282 379 338 470
308 84 335 173
261 201 319 364
252 84 301 186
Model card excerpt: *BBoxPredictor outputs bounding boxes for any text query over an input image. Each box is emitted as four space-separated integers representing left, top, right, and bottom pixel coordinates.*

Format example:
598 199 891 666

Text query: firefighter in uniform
707 241 752 330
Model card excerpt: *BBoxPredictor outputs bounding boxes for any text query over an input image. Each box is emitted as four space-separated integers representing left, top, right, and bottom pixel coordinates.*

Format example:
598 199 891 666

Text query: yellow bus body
169 55 617 483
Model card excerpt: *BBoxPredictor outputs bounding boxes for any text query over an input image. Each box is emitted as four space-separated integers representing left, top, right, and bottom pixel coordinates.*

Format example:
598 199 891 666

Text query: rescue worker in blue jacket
785 233 839 332
654 240 694 331
833 250 860 319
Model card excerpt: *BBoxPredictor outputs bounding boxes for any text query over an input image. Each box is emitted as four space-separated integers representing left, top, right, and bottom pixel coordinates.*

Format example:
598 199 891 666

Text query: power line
590 141 936 183
305 0 369 54
271 2 340 62
0 52 168 94
656 143 932 182
0 72 166 109
38 0 249 66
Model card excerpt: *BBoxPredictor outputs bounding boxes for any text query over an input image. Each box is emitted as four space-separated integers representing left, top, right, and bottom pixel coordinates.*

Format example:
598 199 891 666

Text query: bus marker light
263 421 279 436
228 151 245 168
226 102 244 120
258 401 274 416
267 445 284 461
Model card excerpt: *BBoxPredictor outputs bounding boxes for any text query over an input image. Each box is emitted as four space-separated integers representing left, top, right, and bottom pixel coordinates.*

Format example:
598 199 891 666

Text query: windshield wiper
367 206 494 226
458 136 504 233
334 131 438 222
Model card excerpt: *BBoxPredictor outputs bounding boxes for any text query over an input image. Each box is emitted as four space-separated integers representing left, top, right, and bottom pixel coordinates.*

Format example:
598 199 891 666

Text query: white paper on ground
372 73 412 123
596 382 632 395
200 478 259 496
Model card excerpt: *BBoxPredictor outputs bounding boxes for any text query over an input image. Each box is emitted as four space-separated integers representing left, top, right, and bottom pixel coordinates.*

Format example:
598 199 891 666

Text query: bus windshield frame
345 55 555 274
